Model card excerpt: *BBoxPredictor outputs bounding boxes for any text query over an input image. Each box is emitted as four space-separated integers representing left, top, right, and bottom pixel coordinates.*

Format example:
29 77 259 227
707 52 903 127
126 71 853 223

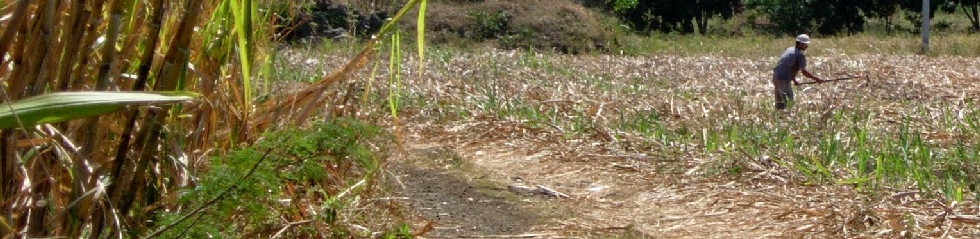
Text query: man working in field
772 34 824 110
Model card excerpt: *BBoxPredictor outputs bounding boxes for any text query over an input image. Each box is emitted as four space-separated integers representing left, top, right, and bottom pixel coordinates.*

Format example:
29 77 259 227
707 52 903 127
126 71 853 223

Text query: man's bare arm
801 69 824 84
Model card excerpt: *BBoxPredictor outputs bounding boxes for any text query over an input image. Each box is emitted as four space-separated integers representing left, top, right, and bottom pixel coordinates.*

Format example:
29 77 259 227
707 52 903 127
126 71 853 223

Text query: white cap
796 34 811 44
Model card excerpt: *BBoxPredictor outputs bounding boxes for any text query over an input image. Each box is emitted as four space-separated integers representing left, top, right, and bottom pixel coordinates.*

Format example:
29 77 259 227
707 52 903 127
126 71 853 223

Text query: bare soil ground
387 145 542 237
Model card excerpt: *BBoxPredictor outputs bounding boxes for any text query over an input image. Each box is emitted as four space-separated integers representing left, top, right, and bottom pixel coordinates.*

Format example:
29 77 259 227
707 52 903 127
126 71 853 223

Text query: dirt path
388 146 544 238
386 120 980 238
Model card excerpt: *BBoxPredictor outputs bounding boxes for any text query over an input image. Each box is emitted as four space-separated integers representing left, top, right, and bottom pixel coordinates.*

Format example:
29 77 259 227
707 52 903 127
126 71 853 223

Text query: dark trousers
772 77 793 110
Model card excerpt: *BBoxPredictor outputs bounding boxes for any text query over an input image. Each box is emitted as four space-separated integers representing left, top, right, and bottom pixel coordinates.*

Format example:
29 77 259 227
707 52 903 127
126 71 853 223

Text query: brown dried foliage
0 0 211 237
0 0 413 237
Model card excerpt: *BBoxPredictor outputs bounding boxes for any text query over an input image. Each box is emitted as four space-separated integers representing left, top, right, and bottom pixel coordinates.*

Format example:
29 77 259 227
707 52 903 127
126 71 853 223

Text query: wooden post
922 0 930 54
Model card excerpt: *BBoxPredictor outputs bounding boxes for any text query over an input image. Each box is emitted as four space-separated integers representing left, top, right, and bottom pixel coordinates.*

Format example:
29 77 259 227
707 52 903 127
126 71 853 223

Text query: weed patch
152 118 404 238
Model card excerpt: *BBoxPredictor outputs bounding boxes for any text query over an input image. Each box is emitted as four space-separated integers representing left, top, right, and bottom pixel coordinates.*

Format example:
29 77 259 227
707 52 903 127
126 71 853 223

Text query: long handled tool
798 75 868 85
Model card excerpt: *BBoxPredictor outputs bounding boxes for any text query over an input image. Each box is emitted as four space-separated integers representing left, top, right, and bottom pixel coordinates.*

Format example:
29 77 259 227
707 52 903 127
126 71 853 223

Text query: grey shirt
773 46 807 82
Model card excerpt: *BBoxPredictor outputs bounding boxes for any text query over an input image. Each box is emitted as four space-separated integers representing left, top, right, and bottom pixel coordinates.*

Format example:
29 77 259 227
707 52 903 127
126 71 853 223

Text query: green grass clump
151 118 405 238
689 105 980 200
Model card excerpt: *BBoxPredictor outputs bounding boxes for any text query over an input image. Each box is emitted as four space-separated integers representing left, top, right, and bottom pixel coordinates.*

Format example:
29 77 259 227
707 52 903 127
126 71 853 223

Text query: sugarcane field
1 0 979 238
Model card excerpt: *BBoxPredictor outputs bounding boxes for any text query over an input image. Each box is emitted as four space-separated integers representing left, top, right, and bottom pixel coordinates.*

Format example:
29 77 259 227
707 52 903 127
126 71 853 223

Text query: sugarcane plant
0 0 427 237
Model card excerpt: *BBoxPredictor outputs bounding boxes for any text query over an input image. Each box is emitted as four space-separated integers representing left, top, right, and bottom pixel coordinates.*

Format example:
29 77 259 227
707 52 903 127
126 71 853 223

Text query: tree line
577 0 980 35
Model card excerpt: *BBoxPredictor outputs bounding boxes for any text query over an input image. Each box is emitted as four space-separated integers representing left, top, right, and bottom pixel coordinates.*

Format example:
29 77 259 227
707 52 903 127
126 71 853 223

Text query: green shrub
468 9 511 39
407 0 616 53
151 118 403 238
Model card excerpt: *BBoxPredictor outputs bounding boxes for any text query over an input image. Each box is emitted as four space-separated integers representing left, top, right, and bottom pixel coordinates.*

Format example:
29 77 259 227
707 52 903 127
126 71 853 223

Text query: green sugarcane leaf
417 0 426 76
0 91 197 129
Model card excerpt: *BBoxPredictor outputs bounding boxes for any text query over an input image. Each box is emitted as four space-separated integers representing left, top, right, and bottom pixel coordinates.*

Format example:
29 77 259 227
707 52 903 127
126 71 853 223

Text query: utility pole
922 0 930 54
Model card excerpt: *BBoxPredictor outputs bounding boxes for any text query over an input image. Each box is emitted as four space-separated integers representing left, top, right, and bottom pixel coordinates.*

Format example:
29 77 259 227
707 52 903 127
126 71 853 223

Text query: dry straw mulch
404 119 980 238
286 46 980 237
